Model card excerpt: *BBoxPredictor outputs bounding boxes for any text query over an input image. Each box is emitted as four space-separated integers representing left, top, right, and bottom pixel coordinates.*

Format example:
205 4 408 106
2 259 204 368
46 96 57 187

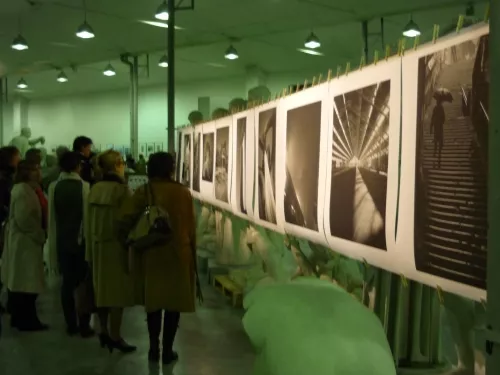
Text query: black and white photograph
258 108 277 224
236 118 247 213
215 127 229 202
284 101 322 231
193 133 201 192
330 80 390 251
414 35 489 289
202 132 215 182
182 134 191 187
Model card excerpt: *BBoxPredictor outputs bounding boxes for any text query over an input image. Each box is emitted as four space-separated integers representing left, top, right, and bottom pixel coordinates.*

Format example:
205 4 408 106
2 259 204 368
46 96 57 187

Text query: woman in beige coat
86 150 137 353
118 152 198 365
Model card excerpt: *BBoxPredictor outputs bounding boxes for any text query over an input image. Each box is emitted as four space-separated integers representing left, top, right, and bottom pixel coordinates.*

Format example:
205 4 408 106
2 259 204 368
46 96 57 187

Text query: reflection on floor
0 280 254 375
331 166 387 249
353 167 384 245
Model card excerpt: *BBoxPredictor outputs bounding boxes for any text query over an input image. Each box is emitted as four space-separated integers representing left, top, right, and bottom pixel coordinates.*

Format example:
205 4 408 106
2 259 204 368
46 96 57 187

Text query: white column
12 96 29 134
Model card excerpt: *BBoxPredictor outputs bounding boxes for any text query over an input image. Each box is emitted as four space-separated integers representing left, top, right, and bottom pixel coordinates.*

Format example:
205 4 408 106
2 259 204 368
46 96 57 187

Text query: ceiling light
11 34 28 51
76 21 95 39
403 18 421 38
17 78 28 89
57 71 68 83
158 54 169 68
297 48 324 56
155 1 169 21
304 32 320 49
224 45 239 60
103 63 116 76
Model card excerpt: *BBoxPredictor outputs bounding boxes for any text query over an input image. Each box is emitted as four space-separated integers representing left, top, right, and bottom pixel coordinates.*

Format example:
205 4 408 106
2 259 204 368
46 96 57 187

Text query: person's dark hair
25 148 42 165
59 151 82 173
14 161 38 184
72 136 93 152
0 146 20 170
147 152 174 179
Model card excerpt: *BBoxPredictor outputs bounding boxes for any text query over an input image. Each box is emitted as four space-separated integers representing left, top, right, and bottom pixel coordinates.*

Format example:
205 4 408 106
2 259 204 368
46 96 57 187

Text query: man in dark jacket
48 151 93 337
72 136 94 185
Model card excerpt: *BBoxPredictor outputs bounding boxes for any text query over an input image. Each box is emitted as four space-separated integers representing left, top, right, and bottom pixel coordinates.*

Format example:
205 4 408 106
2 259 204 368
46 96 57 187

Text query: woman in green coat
86 150 138 353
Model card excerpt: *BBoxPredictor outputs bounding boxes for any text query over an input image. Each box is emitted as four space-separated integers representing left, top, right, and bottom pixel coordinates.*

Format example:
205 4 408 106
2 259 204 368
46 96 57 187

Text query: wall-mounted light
17 78 28 89
57 71 68 83
402 17 421 38
11 34 29 51
158 54 169 67
304 32 320 49
155 1 169 21
103 63 116 76
224 45 239 60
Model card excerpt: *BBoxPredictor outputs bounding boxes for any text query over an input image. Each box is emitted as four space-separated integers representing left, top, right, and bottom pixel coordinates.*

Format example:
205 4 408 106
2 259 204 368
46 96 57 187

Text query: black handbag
128 183 172 251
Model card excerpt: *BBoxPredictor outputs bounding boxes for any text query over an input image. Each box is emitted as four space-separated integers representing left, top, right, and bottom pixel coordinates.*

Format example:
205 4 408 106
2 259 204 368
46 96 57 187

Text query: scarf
35 186 48 231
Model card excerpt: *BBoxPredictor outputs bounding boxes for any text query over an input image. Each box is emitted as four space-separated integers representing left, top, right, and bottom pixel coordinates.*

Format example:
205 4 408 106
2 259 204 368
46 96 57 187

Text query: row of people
0 138 198 365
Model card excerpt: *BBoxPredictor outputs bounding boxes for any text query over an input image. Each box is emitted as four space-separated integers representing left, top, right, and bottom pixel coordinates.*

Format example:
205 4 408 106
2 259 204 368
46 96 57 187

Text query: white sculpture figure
9 128 45 158
243 278 397 375
196 206 217 254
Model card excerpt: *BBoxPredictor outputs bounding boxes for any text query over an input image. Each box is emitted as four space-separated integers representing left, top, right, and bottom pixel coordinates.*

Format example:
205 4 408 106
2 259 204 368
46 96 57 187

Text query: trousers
59 251 91 330
147 310 180 353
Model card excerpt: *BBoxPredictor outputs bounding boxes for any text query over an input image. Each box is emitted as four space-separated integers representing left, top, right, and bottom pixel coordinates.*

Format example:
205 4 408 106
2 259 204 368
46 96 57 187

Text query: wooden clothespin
374 50 379 65
312 76 317 86
456 14 465 33
267 96 271 103
385 45 391 60
327 69 332 81
436 285 444 305
345 62 351 76
295 83 299 93
413 35 420 50
317 73 322 84
398 38 406 56
282 88 286 97
303 79 308 89
359 55 366 70
400 274 408 288
432 24 440 44
336 65 342 78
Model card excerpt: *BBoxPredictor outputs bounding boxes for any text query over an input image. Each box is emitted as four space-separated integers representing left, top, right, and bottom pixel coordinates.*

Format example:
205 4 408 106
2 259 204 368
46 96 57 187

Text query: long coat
86 175 140 307
118 178 196 313
1 183 46 294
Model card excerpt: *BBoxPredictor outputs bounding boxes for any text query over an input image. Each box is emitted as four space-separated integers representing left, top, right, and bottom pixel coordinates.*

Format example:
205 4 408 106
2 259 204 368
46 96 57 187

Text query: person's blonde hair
96 149 122 175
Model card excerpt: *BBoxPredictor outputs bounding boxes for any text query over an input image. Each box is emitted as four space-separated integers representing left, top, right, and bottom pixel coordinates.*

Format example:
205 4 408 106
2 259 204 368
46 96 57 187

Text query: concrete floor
0 279 255 375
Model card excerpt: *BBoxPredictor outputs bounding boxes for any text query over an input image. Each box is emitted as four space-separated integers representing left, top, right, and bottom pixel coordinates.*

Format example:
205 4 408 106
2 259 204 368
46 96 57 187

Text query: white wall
24 70 315 153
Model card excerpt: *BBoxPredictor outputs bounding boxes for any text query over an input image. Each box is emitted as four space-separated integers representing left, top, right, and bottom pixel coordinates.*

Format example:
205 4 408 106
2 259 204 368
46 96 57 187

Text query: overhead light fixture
297 48 324 56
57 71 68 83
159 54 169 67
155 1 169 21
103 63 116 76
402 18 421 38
304 32 320 49
17 78 28 89
138 20 183 29
76 21 95 39
224 45 239 60
11 34 28 51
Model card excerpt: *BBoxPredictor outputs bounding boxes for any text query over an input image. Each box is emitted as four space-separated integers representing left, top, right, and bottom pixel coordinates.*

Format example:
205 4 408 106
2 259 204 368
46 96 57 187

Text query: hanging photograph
236 117 247 213
193 132 201 192
257 107 277 224
182 134 191 187
215 127 230 202
284 101 322 231
412 34 489 290
202 133 215 182
329 80 390 251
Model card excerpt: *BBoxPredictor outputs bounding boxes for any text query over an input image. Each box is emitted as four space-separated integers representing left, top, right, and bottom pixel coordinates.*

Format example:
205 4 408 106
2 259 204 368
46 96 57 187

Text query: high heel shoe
107 338 137 354
98 333 111 349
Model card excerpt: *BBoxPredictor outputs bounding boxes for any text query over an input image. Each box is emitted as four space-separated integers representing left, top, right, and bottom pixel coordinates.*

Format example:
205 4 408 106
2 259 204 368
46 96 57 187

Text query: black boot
147 311 162 363
162 311 180 365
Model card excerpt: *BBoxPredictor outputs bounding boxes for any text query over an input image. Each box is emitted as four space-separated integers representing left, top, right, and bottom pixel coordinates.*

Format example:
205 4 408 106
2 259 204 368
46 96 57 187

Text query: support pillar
0 78 4 146
12 96 29 134
131 55 139 158
486 3 500 374
167 0 175 153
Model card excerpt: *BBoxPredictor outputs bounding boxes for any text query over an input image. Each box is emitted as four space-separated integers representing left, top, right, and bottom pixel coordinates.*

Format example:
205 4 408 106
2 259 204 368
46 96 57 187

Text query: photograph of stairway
414 35 489 289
